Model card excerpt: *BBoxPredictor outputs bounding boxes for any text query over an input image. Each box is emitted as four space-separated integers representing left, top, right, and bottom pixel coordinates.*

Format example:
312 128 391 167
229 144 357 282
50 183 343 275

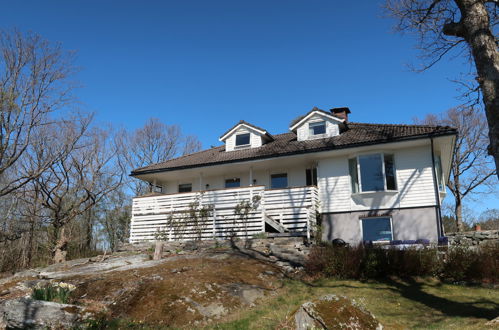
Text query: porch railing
129 185 318 242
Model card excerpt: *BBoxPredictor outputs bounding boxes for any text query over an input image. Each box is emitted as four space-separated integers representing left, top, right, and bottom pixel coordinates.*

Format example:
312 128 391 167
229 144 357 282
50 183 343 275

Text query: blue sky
2 0 497 215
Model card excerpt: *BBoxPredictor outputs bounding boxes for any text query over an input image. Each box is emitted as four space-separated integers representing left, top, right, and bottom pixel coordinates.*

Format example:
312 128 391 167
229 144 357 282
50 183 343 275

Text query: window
309 121 326 136
384 154 397 190
306 168 317 186
348 153 397 193
361 217 392 242
225 178 240 188
235 133 250 146
435 155 445 192
270 173 288 189
152 185 163 193
178 183 192 193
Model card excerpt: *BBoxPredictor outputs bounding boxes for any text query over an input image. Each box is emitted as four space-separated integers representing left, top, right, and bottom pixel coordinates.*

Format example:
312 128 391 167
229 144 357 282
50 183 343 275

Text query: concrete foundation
321 206 439 245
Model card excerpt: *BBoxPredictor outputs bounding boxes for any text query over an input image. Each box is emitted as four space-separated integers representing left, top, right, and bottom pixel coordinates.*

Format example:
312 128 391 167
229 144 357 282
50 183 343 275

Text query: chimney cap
330 107 351 114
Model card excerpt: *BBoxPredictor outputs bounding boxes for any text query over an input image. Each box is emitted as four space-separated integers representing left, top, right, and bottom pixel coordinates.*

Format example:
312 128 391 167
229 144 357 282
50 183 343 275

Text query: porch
129 185 319 242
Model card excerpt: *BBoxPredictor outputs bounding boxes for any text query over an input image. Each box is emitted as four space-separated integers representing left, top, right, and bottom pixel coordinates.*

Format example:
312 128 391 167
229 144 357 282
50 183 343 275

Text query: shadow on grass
379 277 499 320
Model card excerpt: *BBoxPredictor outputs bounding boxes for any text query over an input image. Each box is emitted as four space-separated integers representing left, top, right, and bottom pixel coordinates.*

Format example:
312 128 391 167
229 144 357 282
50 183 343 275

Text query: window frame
270 173 288 189
308 121 326 136
235 133 251 147
178 183 192 193
349 152 397 193
434 154 445 192
225 178 241 188
306 168 318 186
359 216 394 242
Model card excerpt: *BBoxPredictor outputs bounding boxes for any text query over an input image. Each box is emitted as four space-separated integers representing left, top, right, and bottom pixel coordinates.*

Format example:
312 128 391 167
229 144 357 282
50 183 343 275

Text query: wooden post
213 207 217 239
153 241 163 260
249 167 253 186
306 208 311 242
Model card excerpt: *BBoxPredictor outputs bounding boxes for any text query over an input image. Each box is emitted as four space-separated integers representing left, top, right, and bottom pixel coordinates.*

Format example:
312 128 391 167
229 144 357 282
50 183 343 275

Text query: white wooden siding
130 186 318 242
318 145 437 213
224 127 263 152
296 114 340 141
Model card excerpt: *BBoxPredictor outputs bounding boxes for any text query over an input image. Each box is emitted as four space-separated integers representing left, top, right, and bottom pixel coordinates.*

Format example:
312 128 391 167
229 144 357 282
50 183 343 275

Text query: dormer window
235 133 250 147
309 121 326 136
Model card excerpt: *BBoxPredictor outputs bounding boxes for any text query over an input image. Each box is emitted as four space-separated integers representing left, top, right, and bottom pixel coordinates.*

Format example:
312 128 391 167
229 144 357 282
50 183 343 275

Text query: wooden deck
130 185 318 242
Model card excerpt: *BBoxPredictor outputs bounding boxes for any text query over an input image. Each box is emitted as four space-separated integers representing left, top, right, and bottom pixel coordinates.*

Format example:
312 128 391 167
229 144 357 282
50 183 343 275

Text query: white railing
130 185 318 242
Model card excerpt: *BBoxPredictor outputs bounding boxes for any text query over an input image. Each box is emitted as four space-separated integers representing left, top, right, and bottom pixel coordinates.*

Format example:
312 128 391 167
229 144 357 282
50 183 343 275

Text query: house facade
130 107 456 244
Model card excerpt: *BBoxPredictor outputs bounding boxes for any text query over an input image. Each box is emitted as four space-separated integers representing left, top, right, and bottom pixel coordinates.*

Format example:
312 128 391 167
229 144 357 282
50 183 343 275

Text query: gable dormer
289 107 347 141
220 120 274 152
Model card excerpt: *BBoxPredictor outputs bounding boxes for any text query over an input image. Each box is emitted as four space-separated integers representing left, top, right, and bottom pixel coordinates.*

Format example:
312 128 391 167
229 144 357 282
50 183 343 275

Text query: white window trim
308 120 327 136
235 133 251 147
359 216 394 242
353 152 398 194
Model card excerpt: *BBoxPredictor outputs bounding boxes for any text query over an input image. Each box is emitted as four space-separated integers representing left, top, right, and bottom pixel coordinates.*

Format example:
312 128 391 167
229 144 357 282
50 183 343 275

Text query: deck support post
249 167 253 186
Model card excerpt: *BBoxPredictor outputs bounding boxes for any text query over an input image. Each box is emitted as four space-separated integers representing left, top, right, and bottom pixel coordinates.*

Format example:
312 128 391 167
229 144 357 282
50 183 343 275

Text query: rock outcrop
293 294 382 330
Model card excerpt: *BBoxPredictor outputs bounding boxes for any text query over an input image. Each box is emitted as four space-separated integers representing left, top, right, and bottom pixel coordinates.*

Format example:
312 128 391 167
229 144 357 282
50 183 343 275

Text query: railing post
261 189 266 233
306 208 311 242
212 207 217 239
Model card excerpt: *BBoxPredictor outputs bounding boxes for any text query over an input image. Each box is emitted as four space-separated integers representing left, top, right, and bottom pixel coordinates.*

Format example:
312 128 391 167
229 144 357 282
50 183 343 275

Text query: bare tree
385 0 499 177
183 135 202 155
36 119 123 263
119 118 202 195
416 106 496 231
0 29 78 196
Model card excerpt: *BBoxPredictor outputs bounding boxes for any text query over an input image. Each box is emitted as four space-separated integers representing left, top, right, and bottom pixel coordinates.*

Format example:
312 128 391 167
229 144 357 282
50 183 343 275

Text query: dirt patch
69 251 282 327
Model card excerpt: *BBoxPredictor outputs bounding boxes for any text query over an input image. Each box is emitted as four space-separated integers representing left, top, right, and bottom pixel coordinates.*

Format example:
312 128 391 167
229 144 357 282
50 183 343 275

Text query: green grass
207 277 499 330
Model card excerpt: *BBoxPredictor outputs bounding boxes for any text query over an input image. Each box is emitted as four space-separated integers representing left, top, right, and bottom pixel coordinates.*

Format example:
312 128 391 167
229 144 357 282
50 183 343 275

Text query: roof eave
289 110 344 131
131 130 457 177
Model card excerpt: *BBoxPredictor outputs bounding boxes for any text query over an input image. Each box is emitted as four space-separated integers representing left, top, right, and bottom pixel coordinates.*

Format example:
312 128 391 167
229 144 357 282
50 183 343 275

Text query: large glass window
178 183 192 193
225 178 240 188
235 133 250 146
270 173 288 189
309 121 326 136
362 217 392 242
359 154 385 191
349 153 397 193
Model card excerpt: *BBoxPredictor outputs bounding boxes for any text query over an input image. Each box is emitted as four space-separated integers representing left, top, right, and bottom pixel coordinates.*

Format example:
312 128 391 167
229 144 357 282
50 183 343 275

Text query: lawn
209 277 498 329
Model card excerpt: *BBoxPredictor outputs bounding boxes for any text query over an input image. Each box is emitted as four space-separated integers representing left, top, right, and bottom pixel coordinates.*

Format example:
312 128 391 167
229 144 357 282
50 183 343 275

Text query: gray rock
0 297 84 329
293 294 382 330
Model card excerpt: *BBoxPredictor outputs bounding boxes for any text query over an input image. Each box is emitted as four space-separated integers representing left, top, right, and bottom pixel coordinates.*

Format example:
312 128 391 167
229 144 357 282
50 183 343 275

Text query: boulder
0 297 85 329
293 294 382 330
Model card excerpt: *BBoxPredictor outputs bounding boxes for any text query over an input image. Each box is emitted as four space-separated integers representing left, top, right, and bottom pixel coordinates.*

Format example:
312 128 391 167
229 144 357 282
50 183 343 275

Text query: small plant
31 281 76 304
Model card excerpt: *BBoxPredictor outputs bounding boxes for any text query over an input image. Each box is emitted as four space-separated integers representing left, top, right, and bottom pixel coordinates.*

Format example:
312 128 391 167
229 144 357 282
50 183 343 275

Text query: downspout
430 137 444 237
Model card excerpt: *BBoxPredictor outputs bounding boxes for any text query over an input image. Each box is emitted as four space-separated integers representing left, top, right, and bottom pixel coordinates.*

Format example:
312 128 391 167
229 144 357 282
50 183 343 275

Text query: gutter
131 130 458 177
430 137 444 237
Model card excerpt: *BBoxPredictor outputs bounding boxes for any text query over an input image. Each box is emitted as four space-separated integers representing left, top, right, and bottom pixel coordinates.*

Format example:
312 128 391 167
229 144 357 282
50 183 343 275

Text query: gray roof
131 122 456 176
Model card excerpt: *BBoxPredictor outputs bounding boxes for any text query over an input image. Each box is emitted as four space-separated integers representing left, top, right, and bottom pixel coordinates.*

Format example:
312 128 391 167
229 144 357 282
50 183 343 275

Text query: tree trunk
53 225 69 263
454 194 465 232
84 210 93 252
447 0 499 177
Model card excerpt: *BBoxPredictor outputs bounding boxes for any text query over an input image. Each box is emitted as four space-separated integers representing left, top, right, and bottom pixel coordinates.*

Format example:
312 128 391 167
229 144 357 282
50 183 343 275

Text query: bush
305 243 499 283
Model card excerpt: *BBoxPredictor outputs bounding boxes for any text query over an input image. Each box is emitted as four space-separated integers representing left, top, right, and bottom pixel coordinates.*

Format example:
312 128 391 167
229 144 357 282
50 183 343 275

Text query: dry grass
209 277 499 330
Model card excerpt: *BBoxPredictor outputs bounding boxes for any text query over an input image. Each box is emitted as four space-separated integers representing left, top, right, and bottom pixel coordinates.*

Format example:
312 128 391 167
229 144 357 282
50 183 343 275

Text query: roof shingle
131 123 456 175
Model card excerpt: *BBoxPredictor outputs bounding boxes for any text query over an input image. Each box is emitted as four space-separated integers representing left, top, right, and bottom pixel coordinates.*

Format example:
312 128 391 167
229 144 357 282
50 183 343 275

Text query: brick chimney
330 107 351 122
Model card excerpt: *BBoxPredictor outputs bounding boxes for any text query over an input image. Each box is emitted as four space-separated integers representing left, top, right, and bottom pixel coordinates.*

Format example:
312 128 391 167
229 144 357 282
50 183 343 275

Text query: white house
129 107 456 245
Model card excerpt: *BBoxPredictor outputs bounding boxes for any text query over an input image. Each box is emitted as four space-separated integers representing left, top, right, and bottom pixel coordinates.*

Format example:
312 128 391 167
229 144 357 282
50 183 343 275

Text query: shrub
305 243 499 283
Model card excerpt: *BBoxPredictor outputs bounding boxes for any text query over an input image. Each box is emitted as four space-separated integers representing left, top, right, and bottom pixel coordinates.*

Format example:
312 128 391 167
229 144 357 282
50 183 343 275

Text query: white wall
317 145 438 213
158 164 311 193
224 126 263 152
296 113 340 141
